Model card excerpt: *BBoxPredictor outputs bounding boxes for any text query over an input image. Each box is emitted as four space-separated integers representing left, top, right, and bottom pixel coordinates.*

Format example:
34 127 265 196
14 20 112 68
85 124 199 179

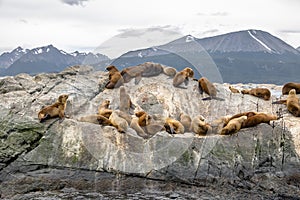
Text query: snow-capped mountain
110 29 300 84
197 30 299 54
2 45 109 76
0 47 29 69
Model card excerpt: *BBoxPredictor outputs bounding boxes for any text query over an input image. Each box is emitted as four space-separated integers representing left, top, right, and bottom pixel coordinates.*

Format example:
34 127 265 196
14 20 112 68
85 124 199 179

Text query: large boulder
0 65 299 198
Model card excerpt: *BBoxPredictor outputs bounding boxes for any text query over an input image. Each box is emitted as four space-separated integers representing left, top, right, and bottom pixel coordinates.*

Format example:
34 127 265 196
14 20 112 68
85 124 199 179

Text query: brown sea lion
119 86 135 114
220 116 247 135
130 117 148 138
164 118 185 134
179 113 192 132
242 113 278 128
109 110 129 133
226 111 278 128
98 99 113 118
172 67 194 88
135 111 151 127
286 89 300 117
198 77 224 101
241 88 271 100
162 66 177 77
79 114 113 126
282 82 300 95
105 65 124 89
38 94 68 122
134 111 164 136
191 115 212 136
229 86 240 93
121 62 163 84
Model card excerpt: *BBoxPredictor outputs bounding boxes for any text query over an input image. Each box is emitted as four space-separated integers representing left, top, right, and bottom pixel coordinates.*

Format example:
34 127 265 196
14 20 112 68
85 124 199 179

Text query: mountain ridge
1 44 109 75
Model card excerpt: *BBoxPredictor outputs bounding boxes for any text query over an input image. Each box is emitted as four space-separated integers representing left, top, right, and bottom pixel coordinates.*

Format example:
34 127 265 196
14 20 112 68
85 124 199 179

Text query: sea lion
117 110 133 125
121 62 163 84
226 111 258 125
191 115 212 136
242 113 278 128
241 88 271 100
79 114 113 126
164 118 185 134
119 86 135 114
38 94 68 122
179 113 192 132
172 67 194 88
225 111 278 128
130 117 148 138
98 99 113 118
282 82 300 95
229 86 240 93
134 111 164 136
162 66 177 77
109 110 129 133
105 65 124 89
286 89 300 117
220 116 248 135
198 77 224 101
135 111 151 127
211 115 231 134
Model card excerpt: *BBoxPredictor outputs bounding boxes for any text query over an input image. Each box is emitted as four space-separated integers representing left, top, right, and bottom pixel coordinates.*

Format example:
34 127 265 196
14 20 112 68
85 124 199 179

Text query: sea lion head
58 94 69 103
289 89 296 95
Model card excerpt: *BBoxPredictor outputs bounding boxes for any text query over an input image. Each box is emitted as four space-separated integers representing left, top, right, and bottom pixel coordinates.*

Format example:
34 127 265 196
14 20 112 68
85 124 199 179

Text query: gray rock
0 65 299 198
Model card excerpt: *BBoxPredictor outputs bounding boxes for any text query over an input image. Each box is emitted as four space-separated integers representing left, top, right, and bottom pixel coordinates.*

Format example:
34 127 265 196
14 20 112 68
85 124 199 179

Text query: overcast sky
0 0 299 58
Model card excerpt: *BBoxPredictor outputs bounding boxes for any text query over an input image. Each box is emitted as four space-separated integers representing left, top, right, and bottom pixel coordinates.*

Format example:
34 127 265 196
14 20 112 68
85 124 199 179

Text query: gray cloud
19 19 28 24
60 0 89 6
280 29 300 34
117 26 182 39
202 29 219 35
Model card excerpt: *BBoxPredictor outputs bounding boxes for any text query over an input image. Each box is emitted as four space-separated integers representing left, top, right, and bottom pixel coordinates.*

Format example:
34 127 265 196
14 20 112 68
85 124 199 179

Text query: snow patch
152 47 157 52
138 52 143 58
60 50 67 55
33 48 43 54
186 35 195 43
248 31 272 52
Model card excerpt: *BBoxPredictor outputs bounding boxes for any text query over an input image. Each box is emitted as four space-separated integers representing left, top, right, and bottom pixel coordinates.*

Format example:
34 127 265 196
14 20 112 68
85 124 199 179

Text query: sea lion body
98 100 112 118
164 118 185 134
173 67 194 88
282 82 300 95
109 111 129 133
220 116 247 135
229 86 240 93
179 113 192 132
105 65 124 89
241 88 271 100
191 115 212 135
287 89 300 117
38 94 68 122
119 86 135 114
121 62 163 84
79 114 112 126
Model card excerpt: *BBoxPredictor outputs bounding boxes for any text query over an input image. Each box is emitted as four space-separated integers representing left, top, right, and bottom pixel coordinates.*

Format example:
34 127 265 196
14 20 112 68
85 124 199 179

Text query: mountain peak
197 29 299 54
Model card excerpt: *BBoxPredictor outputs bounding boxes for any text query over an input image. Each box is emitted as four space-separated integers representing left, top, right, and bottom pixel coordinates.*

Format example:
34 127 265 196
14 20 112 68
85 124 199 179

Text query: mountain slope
197 30 299 54
108 29 300 84
3 45 109 76
0 47 29 69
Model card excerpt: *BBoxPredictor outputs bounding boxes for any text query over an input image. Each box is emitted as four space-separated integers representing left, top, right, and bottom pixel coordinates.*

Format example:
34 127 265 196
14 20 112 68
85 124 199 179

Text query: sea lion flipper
202 97 213 101
272 100 287 105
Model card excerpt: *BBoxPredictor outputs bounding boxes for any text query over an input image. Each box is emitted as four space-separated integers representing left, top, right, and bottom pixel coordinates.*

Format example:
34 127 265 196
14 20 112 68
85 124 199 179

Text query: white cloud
0 0 299 54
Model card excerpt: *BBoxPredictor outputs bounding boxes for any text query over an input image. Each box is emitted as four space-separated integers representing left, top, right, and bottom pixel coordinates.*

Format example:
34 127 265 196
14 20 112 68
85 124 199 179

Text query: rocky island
0 65 299 199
